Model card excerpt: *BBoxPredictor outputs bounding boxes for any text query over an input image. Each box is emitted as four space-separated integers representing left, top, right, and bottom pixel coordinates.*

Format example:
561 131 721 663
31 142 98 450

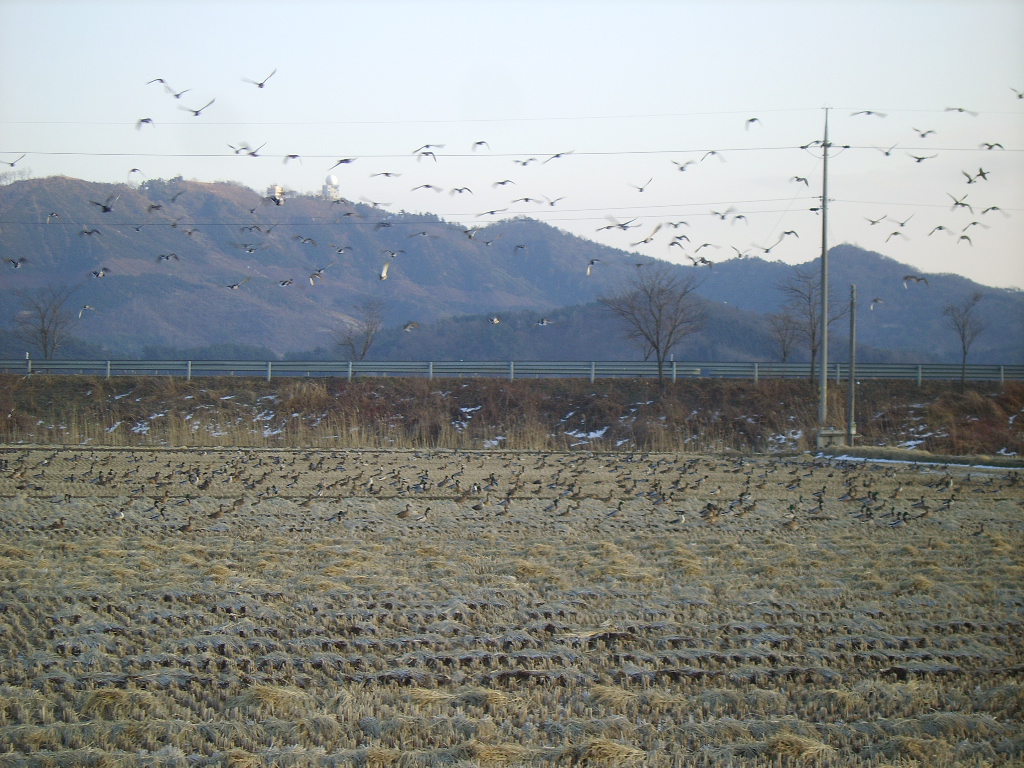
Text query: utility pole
847 284 856 446
818 108 830 427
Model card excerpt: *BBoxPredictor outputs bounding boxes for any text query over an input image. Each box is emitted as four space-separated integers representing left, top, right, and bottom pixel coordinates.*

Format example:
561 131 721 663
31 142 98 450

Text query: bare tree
767 309 801 363
776 266 847 378
337 298 385 361
943 292 986 387
599 264 703 384
14 285 79 359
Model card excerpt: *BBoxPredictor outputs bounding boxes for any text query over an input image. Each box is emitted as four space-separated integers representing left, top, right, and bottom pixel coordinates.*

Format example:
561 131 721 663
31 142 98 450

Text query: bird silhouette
180 98 215 117
243 68 276 88
89 194 120 213
902 274 929 289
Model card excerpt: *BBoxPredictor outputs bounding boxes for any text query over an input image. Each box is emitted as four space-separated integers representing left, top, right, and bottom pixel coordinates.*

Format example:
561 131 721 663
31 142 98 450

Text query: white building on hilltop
322 174 341 200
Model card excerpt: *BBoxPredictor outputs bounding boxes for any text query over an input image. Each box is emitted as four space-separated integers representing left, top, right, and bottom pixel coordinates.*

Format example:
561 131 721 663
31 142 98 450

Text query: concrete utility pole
818 107 830 427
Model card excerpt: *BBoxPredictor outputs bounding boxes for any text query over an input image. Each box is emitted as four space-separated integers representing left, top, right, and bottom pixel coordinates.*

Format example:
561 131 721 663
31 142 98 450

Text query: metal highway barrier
1 359 1021 383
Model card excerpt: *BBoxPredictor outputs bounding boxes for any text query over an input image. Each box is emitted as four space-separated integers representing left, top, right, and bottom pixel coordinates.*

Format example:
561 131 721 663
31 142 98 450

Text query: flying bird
163 84 191 99
6 258 28 268
745 117 761 130
89 194 120 213
791 176 809 186
91 267 111 278
544 151 574 163
908 153 938 163
78 305 95 319
379 262 390 281
180 98 215 117
852 110 887 118
869 298 884 310
227 276 252 290
912 127 935 138
903 274 929 289
598 216 638 232
948 193 973 213
534 318 553 326
403 321 419 332
586 259 600 276
329 158 356 170
489 316 501 324
243 68 276 88
136 118 154 130
2 154 26 167
630 178 653 192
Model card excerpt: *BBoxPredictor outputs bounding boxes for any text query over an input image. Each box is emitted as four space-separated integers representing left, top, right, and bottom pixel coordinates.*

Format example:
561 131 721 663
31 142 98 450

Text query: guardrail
1 359 1021 383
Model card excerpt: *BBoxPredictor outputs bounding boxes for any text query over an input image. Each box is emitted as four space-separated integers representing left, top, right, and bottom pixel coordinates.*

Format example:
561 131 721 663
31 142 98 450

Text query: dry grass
0 446 1021 766
2 374 1022 456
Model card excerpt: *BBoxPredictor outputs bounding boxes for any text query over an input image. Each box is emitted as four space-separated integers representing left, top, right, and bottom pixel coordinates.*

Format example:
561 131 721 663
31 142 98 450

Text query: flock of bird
1 72 1020 335
3 448 1019 541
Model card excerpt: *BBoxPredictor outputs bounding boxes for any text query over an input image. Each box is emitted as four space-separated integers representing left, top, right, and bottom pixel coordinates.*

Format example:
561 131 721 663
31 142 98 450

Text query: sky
2 0 1023 290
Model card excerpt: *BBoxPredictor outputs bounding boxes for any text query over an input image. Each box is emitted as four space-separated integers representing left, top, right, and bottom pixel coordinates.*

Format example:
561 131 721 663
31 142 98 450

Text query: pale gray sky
2 0 1023 288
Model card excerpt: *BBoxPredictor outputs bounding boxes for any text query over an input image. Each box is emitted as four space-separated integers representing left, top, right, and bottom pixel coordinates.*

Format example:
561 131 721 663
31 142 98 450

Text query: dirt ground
1 447 1022 766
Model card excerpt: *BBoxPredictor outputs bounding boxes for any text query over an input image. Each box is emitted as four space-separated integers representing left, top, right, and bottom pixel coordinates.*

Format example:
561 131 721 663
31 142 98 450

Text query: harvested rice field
1 447 1022 767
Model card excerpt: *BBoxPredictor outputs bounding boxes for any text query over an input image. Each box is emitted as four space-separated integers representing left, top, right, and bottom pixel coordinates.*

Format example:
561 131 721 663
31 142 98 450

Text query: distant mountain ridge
0 176 1020 363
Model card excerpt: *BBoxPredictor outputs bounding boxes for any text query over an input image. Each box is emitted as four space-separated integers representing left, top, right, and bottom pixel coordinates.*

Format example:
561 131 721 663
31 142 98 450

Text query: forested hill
0 176 1020 363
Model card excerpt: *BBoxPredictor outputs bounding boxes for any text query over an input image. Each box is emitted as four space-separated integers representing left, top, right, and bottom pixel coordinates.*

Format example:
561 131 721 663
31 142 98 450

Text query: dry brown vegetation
1 375 1022 457
0 446 1022 766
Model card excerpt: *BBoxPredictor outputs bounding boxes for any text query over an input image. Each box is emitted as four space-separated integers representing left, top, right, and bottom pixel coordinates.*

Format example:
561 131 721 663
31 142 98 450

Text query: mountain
0 176 1020 363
